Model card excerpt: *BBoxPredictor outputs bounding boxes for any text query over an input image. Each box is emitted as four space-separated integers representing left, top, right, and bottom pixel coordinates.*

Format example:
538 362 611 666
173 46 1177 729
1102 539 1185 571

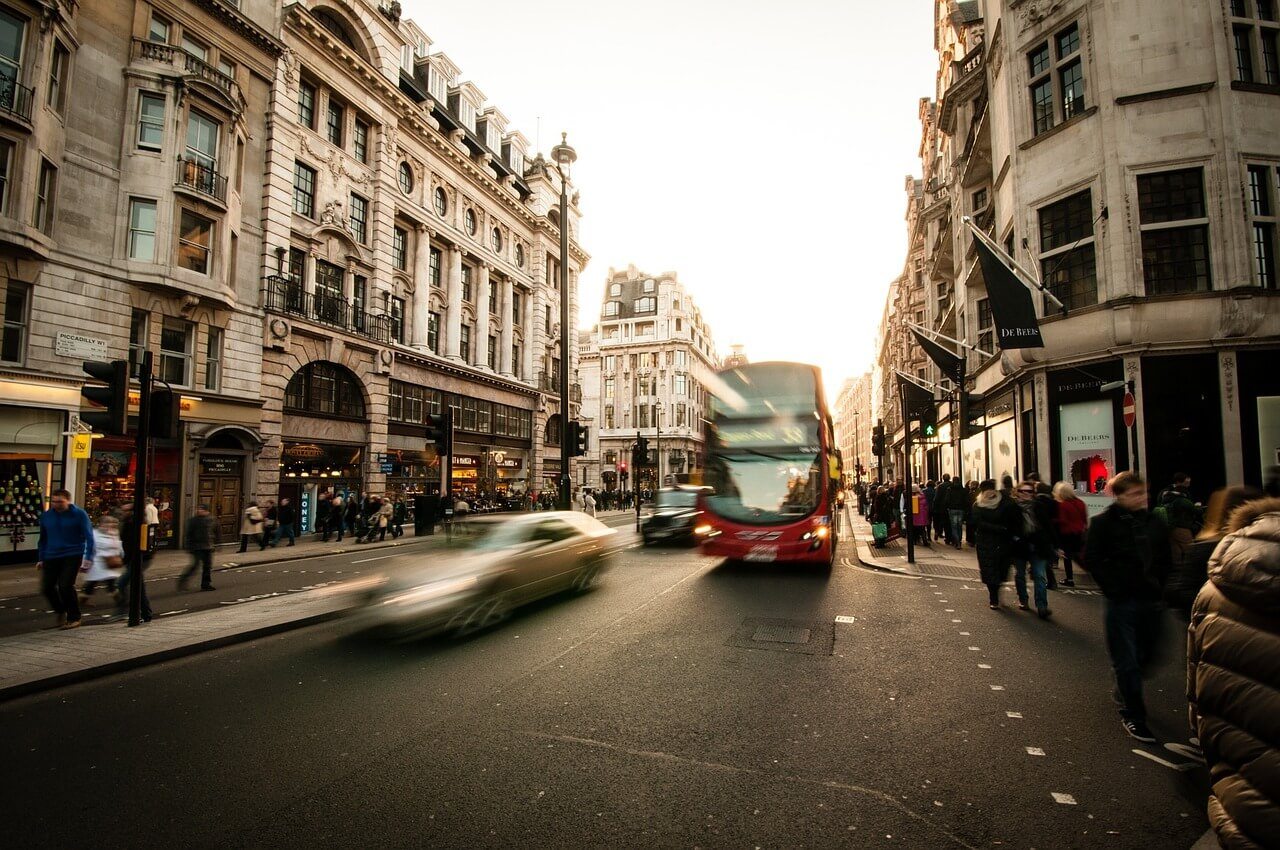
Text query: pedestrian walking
81 514 123 603
1166 485 1261 618
324 496 344 543
391 496 406 539
933 476 951 543
943 475 970 549
1084 472 1171 743
1052 482 1088 588
972 480 1020 610
583 489 597 517
344 496 361 542
116 506 153 622
276 497 296 546
238 501 265 553
376 498 393 542
36 488 95 630
262 500 278 548
144 496 160 554
179 504 218 591
1157 472 1203 569
910 484 931 547
1011 480 1055 618
1186 495 1280 849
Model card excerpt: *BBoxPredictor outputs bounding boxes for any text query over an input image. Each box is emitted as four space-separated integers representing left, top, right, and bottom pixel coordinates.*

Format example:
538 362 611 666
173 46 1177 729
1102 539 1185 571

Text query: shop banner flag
897 372 936 421
910 328 964 382
972 234 1045 349
71 434 92 459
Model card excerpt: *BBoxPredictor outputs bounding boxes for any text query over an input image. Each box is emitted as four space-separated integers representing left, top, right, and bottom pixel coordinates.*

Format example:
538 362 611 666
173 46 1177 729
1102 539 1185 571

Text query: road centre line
350 554 399 563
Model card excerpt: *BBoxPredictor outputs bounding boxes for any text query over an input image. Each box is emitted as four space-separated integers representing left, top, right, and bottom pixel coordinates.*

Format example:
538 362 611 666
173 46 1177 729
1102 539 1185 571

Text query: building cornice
194 0 284 57
392 348 539 398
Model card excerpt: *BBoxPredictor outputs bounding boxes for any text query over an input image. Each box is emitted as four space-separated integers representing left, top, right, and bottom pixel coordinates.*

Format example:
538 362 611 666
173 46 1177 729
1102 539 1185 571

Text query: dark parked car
641 487 706 546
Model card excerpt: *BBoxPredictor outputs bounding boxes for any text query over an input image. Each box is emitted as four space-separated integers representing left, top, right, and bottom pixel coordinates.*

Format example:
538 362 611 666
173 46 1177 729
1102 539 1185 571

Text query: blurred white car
351 511 617 639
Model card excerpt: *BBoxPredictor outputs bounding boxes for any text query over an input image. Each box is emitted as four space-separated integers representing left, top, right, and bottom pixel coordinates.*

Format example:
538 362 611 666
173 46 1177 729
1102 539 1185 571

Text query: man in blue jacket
37 488 95 630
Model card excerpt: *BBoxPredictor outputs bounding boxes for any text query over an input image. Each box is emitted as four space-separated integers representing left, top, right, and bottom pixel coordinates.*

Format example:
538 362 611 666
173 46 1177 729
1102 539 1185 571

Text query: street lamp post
551 133 576 511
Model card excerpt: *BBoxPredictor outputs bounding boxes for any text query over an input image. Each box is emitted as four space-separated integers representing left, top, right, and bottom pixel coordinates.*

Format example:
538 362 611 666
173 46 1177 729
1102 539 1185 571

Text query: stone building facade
578 266 718 494
834 372 873 486
0 0 586 560
874 0 1280 506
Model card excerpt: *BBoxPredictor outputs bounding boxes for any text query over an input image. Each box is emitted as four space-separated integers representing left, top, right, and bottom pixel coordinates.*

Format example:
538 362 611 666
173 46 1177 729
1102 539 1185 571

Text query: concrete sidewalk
0 581 358 702
844 507 1100 591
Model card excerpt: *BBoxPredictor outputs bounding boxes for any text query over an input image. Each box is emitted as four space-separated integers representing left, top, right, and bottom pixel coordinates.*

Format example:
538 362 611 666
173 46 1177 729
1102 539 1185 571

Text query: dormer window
457 98 476 130
603 301 619 317
400 44 413 72
507 146 524 175
634 296 656 313
485 123 501 152
427 67 448 101
643 279 655 293
609 283 621 296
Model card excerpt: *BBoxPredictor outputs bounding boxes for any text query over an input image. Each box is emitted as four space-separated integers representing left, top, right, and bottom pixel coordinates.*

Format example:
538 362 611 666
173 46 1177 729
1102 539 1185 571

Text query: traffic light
919 403 938 439
149 387 181 440
426 409 452 456
634 436 650 466
81 360 129 435
568 421 589 457
870 424 885 457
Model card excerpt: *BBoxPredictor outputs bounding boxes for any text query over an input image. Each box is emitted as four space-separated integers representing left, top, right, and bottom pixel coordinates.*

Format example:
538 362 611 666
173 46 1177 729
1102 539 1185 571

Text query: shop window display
0 462 42 553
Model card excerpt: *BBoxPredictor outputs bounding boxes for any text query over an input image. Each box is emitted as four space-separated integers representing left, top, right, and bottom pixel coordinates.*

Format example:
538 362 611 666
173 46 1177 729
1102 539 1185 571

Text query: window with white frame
604 377 614 399
643 278 655 292
1230 0 1280 85
177 209 213 274
326 97 344 147
1027 21 1086 137
0 281 28 363
1137 167 1211 295
603 301 619 317
47 41 68 114
298 79 316 128
633 296 656 313
609 283 621 296
1037 188 1098 310
1246 163 1278 289
137 92 165 150
674 374 687 396
147 12 169 43
160 318 193 387
354 119 369 164
128 198 157 261
204 326 222 390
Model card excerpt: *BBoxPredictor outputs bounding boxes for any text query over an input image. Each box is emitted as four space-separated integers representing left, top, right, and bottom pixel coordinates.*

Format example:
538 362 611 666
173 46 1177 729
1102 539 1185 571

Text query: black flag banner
910 328 963 382
972 234 1045 349
897 372 936 421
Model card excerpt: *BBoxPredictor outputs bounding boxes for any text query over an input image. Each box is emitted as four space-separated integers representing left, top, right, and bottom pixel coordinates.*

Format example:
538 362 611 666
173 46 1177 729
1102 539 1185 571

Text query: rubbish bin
414 495 440 536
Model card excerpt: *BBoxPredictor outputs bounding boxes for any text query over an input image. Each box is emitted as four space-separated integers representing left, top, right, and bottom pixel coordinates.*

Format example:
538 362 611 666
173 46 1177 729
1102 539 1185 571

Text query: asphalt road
0 530 1209 848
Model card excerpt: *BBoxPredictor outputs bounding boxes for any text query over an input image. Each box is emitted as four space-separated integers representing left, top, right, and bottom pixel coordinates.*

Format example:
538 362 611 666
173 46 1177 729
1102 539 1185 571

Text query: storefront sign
199 456 241 476
54 332 109 362
452 455 479 467
1060 400 1115 515
380 461 394 473
71 434 92 459
494 457 522 470
286 443 325 460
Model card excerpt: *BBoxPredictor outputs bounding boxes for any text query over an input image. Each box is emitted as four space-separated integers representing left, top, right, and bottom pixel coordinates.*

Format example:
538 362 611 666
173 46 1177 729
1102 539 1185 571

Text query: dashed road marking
1051 793 1077 805
978 664 991 669
834 615 856 624
968 646 980 651
350 554 398 564
1026 747 1045 756
945 609 955 612
951 619 962 623
990 685 1005 691
1006 711 1023 719
1132 749 1198 772
959 631 970 635
158 609 188 617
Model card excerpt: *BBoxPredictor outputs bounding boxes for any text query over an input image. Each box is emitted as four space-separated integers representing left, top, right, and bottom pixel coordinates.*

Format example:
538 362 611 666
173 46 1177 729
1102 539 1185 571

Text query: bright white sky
403 0 937 397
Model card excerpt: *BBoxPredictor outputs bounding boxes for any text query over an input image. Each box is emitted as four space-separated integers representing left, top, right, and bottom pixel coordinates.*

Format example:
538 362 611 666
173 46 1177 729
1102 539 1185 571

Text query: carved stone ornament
282 47 298 86
379 2 403 24
320 199 343 226
1011 0 1067 33
380 349 394 367
300 136 370 186
270 318 290 340
180 294 200 316
1219 294 1264 338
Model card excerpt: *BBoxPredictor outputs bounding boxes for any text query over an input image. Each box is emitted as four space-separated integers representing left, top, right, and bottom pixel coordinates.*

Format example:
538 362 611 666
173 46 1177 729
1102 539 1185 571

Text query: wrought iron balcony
0 77 34 124
176 157 228 203
263 276 395 345
538 371 562 395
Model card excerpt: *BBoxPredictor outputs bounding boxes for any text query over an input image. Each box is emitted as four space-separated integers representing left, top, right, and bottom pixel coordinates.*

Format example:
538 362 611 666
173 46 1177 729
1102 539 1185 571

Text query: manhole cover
752 625 811 644
727 617 835 656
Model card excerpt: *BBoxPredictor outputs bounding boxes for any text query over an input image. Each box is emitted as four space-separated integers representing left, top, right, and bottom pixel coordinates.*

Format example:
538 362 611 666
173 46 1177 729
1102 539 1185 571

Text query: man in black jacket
1085 471 1171 743
276 497 296 546
179 504 218 591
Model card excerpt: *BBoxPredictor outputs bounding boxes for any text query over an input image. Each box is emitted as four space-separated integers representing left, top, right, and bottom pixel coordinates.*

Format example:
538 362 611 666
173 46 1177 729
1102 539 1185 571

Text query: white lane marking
350 554 398 564
939 599 948 603
959 631 970 635
933 591 943 595
945 609 955 612
1051 793 1077 805
1026 747 1045 756
1006 711 1023 719
968 646 980 651
835 615 856 624
978 664 991 669
990 685 1005 691
1132 750 1198 772
1165 743 1203 761
158 609 188 617
951 619 962 623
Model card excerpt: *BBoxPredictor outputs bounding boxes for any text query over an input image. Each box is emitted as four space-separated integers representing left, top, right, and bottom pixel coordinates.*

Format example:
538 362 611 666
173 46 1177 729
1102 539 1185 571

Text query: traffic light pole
635 431 642 533
129 351 153 626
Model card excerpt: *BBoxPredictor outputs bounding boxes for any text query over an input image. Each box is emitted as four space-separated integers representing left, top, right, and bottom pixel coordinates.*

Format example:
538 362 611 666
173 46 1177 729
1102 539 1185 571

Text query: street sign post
1122 391 1136 429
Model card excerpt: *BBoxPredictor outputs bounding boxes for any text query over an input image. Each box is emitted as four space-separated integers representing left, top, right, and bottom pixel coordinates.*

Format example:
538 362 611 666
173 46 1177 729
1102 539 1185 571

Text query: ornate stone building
874 0 1280 505
834 372 873 486
257 0 586 527
578 265 718 494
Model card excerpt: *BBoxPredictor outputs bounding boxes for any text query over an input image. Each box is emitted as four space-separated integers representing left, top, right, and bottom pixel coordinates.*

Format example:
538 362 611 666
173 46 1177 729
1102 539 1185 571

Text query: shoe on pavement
1017 602 1030 611
1037 608 1053 619
1122 719 1157 743
60 619 81 630
1061 579 1076 587
200 585 216 591
989 603 1000 610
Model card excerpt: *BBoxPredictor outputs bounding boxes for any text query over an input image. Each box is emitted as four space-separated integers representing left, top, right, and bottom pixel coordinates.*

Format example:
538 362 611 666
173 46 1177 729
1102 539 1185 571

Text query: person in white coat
81 515 124 602
583 489 597 517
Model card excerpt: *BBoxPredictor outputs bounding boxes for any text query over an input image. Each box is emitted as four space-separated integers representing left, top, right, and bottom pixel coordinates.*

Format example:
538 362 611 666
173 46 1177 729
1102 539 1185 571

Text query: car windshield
464 521 532 551
656 490 699 508
703 451 822 525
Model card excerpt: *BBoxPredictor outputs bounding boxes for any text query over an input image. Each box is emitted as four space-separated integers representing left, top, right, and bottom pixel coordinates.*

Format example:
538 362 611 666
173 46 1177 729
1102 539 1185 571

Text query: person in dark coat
179 504 218 591
276 497 297 547
1011 481 1057 617
945 477 971 549
972 479 1021 610
116 505 153 622
324 496 345 543
37 488 95 630
391 496 406 539
1085 472 1171 743
1167 485 1260 618
1186 496 1280 849
344 495 361 541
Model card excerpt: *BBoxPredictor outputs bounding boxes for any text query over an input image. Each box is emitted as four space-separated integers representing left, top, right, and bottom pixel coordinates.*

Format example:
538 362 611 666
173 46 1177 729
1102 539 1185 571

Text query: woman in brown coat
1186 497 1280 849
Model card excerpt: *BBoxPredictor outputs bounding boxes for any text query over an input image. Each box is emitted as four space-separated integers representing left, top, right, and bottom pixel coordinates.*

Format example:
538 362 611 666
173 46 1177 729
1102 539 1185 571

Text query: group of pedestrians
310 491 406 545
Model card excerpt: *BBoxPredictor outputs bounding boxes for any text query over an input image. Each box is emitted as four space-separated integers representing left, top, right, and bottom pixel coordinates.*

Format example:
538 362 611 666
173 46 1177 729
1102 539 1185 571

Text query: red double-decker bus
696 362 841 569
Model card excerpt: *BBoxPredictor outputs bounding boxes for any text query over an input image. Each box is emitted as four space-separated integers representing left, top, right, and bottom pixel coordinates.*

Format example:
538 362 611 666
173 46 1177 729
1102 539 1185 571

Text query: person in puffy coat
972 479 1022 610
1186 496 1280 849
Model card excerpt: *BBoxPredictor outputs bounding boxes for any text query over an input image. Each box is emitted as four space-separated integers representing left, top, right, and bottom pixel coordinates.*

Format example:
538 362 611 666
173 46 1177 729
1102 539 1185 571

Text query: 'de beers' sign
972 231 1045 350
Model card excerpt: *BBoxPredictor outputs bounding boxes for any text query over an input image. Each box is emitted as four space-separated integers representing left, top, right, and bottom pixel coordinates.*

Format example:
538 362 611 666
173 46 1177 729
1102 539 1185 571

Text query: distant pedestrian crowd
851 468 1279 847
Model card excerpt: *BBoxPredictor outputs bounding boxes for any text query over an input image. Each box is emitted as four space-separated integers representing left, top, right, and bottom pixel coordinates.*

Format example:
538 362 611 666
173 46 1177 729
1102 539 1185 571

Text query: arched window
284 361 366 418
544 414 562 446
314 9 357 50
548 207 561 228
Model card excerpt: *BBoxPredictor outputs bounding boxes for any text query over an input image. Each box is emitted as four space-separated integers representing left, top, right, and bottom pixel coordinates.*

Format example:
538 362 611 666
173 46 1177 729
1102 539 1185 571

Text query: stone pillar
1220 350 1244 485
445 244 463 361
522 288 535 382
499 278 514 376
474 263 491 369
411 226 431 350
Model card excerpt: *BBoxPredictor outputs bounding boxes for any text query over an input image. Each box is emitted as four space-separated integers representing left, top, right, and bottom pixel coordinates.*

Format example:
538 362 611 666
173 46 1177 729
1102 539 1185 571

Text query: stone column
411 226 431 350
445 244 463 361
522 288 536 382
474 263 491 369
499 278 514 376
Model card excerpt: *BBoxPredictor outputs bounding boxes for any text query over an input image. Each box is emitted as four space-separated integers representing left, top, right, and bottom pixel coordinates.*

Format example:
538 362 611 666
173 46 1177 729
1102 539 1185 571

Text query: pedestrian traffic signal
871 424 885 457
426 409 452 456
81 359 129 435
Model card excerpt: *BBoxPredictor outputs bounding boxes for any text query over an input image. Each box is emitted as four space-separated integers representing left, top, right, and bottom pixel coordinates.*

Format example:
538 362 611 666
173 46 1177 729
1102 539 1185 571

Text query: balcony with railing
938 43 985 134
176 157 228 203
263 276 395 345
0 76 34 126
131 38 242 107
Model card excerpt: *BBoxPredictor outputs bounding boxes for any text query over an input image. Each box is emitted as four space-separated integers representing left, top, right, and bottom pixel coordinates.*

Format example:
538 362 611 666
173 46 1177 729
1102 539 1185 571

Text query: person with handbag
238 501 265 553
180 504 219 591
81 514 124 602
